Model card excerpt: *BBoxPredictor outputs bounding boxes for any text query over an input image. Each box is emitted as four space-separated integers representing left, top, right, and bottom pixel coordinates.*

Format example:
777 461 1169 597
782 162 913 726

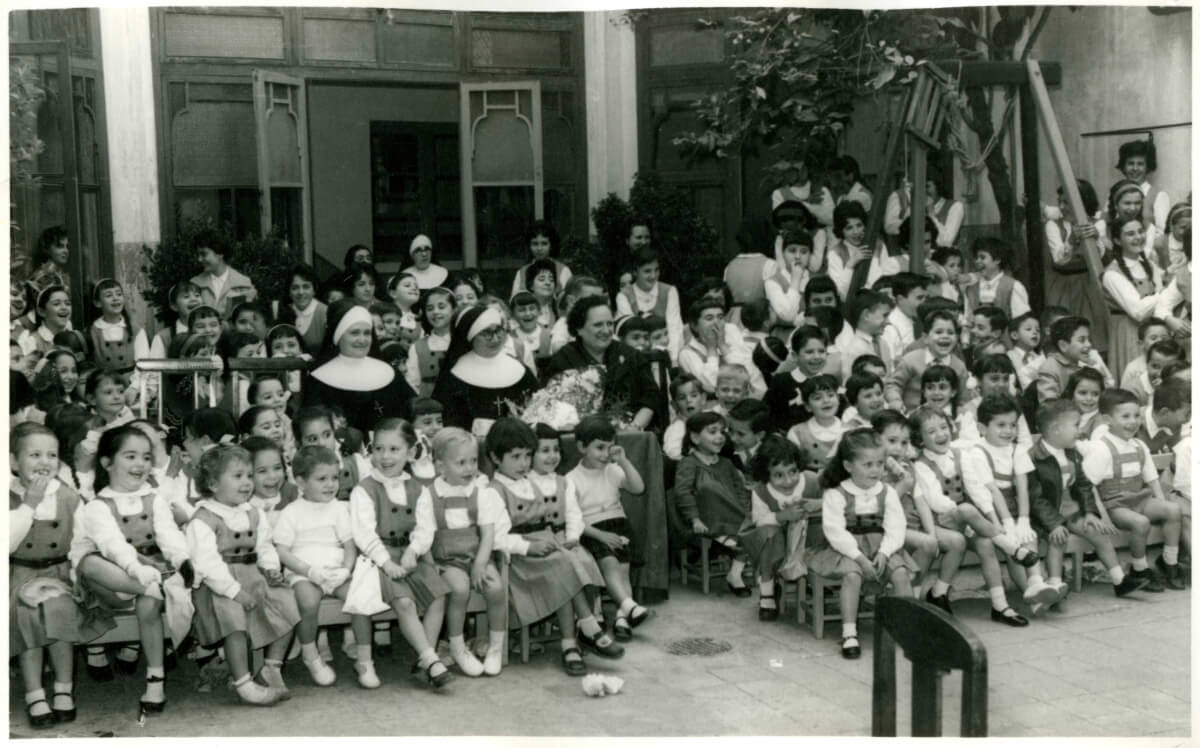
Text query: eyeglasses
475 326 505 341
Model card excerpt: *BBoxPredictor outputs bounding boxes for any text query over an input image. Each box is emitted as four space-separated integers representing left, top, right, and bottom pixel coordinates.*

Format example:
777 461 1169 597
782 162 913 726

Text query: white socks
989 586 1008 611
300 641 320 662
260 659 287 692
143 667 165 702
449 635 483 677
1164 545 1180 565
484 631 505 676
618 598 636 618
931 579 951 597
1131 556 1149 571
1110 566 1126 585
841 623 858 639
578 616 602 638
27 689 50 717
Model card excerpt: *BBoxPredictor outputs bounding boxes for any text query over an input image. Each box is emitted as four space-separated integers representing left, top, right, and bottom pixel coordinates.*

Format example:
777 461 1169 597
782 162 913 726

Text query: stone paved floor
9 575 1190 738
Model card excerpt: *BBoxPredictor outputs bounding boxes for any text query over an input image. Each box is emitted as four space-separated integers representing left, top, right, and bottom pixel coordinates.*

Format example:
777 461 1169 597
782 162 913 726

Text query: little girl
388 271 423 317
248 374 295 460
405 428 508 677
841 372 885 430
243 435 297 528
347 419 452 689
808 428 917 658
872 410 942 595
1066 367 1105 440
266 323 311 401
487 419 618 676
407 287 456 397
186 444 298 705
78 425 192 714
89 278 146 374
149 281 204 358
239 406 287 453
675 412 753 596
920 364 960 426
32 348 80 414
10 423 90 729
786 374 843 471
293 406 372 502
273 445 356 687
662 374 707 462
739 435 822 621
74 369 137 496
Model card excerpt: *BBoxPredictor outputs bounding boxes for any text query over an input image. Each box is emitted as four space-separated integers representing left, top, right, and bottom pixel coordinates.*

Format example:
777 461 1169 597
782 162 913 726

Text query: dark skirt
508 529 588 625
581 517 636 565
379 553 450 615
191 563 300 648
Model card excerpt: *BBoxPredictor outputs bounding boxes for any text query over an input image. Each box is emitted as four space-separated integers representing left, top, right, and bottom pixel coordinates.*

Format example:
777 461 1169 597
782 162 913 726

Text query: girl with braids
1100 179 1160 263
1103 215 1166 379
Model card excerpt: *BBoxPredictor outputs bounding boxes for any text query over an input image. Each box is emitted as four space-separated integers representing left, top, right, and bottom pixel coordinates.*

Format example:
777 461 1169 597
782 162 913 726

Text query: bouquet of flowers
508 365 634 432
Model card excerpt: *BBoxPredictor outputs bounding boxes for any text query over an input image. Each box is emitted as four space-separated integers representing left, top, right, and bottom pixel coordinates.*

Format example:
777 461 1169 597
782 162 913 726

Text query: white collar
838 479 882 498
921 448 955 466
94 316 126 331
922 348 952 366
977 440 1015 461
632 283 659 301
979 273 1002 289
18 479 63 519
409 265 449 289
808 417 843 442
97 484 154 502
313 355 395 391
195 498 255 525
1042 441 1069 464
251 493 281 509
450 351 527 389
293 300 320 322
369 468 412 488
888 307 913 331
1143 408 1169 438
433 476 477 496
766 481 803 504
1099 427 1136 448
491 472 533 496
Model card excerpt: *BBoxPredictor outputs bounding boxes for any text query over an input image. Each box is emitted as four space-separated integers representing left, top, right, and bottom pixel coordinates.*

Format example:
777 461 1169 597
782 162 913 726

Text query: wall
306 83 458 272
1029 6 1191 214
583 11 638 228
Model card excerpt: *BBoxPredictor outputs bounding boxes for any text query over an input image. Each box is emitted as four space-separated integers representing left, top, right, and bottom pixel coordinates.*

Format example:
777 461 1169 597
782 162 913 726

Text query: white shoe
317 630 333 663
355 660 381 689
1022 580 1059 607
1052 581 1069 603
451 646 484 677
236 679 283 706
258 665 291 699
304 656 337 686
483 646 503 677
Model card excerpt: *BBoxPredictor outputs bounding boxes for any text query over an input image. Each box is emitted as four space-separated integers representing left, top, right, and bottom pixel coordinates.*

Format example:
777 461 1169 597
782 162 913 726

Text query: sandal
139 674 167 714
51 685 76 723
561 647 587 677
990 606 1029 627
841 636 861 659
26 699 55 730
612 617 633 642
578 631 625 659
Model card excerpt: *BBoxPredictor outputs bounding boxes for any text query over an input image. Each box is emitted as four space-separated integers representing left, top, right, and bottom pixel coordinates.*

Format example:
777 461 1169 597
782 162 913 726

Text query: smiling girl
19 286 75 361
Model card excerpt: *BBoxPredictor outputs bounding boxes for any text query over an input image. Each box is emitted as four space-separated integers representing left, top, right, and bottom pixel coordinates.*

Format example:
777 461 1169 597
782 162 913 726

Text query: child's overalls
358 476 448 611
429 485 481 572
980 446 1019 517
1095 436 1153 513
98 492 177 576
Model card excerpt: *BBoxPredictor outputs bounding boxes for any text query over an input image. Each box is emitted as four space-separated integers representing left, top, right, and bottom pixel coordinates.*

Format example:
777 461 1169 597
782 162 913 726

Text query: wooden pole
909 141 928 273
1024 59 1104 287
1019 88 1045 312
854 97 910 299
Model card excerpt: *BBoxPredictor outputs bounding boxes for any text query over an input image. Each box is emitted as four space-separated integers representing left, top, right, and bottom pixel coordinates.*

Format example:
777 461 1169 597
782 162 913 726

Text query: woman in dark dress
303 299 416 433
432 305 540 439
542 296 661 432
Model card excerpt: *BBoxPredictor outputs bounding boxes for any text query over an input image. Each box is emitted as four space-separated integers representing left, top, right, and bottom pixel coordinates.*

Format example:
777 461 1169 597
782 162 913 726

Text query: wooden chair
794 571 875 639
872 596 988 737
678 536 732 594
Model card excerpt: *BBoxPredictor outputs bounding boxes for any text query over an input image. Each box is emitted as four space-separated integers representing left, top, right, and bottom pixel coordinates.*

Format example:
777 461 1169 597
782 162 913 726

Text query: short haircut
373 417 416 448
220 330 263 359
716 362 750 386
567 295 610 337
923 307 959 333
1137 316 1170 340
1049 315 1090 348
973 352 1016 378
1007 311 1040 334
293 444 339 479
780 228 813 249
800 373 839 402
751 434 805 484
562 275 602 303
684 411 725 451
1152 379 1190 412
973 305 1009 334
846 290 893 329
870 408 909 434
195 444 251 497
970 236 1012 269
411 397 444 418
851 354 886 375
248 373 286 405
242 434 283 461
10 422 55 456
431 427 475 462
891 272 927 299
907 406 952 449
485 417 538 461
1099 387 1140 416
183 407 238 444
231 300 270 324
789 325 827 354
293 406 334 439
1147 338 1186 362
1037 398 1081 434
193 227 229 258
727 399 770 433
977 393 1021 426
922 364 960 392
740 298 770 333
670 372 701 401
845 372 884 405
931 246 962 267
188 306 220 328
574 414 616 446
524 258 559 291
370 300 402 318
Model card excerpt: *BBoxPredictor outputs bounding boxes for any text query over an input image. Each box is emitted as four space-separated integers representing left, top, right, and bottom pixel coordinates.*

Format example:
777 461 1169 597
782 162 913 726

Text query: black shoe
139 675 167 714
924 589 953 615
86 660 114 682
560 647 587 677
1156 556 1187 590
578 630 625 659
1013 547 1041 568
628 606 653 628
1114 573 1150 597
115 652 140 675
51 686 75 723
990 607 1029 627
612 618 633 642
758 596 779 622
728 582 752 598
1131 566 1165 592
841 637 861 659
26 700 55 730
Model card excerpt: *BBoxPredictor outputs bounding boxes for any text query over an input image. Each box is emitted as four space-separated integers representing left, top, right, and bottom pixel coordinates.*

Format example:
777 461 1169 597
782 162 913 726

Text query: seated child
676 412 752 596
919 365 961 434
713 363 752 417
1065 367 1104 439
726 399 769 479
1083 389 1186 590
1119 317 1171 392
1029 400 1149 598
840 291 894 378
408 397 445 485
909 406 1036 626
808 429 916 658
739 435 822 621
346 419 452 689
663 374 707 462
1138 378 1190 455
787 374 843 471
243 436 297 527
185 444 299 705
405 428 508 676
1037 316 1097 402
1007 312 1045 392
1129 339 1186 407
764 325 829 432
962 395 1061 613
569 415 652 642
885 309 966 412
247 374 294 458
293 406 372 502
956 354 1033 448
841 372 885 429
487 419 622 676
967 305 1008 368
11 424 90 728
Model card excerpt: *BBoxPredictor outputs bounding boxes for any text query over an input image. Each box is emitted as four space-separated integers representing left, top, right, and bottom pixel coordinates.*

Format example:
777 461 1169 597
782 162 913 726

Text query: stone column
99 7 161 331
583 11 639 238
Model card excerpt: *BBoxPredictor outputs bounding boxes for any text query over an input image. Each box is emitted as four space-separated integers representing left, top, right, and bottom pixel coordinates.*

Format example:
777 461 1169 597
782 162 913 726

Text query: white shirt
762 259 805 326
529 471 584 543
1008 348 1045 391
662 419 687 462
489 472 583 555
350 470 426 567
825 241 900 301
1172 435 1190 497
955 400 1033 451
1140 181 1171 232
406 477 508 558
615 283 683 363
821 480 904 559
975 273 1031 318
961 441 1033 514
84 486 190 575
1102 261 1162 322
405 331 451 392
880 307 915 368
149 320 190 359
273 498 352 571
1081 430 1157 485
406 264 449 291
1154 263 1189 320
676 334 767 399
207 267 232 305
185 499 281 599
9 479 86 556
549 317 573 354
750 479 814 528
911 451 961 515
567 463 629 525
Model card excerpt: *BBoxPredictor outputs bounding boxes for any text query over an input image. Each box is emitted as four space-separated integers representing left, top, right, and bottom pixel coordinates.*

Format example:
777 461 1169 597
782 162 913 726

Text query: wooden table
558 431 670 602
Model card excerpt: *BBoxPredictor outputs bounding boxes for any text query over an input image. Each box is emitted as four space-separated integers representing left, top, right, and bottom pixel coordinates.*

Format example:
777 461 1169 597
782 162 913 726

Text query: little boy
738 298 774 351
1006 312 1045 391
231 302 270 343
842 372 886 430
293 406 372 501
1028 399 1149 598
964 237 1030 320
1120 317 1171 392
1129 339 1186 407
725 398 769 479
663 374 706 462
881 272 929 362
885 308 967 412
968 305 1008 354
961 394 1061 612
1036 316 1095 402
1082 389 1185 590
714 363 751 417
369 301 403 344
929 246 964 303
510 291 553 371
568 415 651 642
840 290 894 378
409 397 445 484
1137 378 1190 456
614 242 684 363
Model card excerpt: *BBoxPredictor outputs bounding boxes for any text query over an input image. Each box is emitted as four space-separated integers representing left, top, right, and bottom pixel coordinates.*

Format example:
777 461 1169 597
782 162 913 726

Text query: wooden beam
1024 59 1103 287
937 60 1062 87
909 142 928 273
1019 87 1045 312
